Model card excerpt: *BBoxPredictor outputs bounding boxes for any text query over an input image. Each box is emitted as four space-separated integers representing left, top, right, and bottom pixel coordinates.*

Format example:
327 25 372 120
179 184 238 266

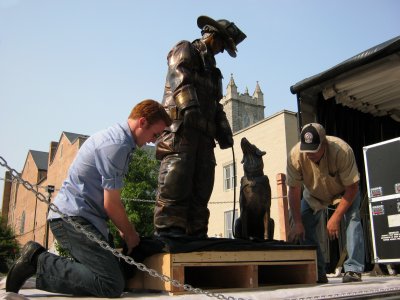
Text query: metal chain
0 156 248 300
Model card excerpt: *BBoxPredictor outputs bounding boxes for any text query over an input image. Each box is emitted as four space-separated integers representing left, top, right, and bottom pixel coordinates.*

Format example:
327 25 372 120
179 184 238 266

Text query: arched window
20 211 25 234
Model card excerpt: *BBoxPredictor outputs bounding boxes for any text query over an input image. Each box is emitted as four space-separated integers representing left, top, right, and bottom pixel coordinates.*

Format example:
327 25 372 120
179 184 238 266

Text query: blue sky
1 0 399 204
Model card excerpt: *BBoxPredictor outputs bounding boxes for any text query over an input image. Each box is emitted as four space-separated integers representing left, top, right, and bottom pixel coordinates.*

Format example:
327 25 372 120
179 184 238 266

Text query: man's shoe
317 274 328 284
6 241 46 293
342 271 362 283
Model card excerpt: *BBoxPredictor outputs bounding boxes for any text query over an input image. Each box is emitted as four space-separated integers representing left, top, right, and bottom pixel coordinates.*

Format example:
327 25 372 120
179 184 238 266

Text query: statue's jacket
158 39 233 154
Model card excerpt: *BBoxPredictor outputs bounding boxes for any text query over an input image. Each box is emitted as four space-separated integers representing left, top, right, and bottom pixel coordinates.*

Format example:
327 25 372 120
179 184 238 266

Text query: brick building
2 132 88 248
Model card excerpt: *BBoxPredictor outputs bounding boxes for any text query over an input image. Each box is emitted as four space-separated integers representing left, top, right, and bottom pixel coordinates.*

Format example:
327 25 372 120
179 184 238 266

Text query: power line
1 177 288 203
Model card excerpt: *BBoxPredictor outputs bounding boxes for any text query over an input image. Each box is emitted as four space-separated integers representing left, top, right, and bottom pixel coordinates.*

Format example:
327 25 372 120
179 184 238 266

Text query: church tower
221 74 265 133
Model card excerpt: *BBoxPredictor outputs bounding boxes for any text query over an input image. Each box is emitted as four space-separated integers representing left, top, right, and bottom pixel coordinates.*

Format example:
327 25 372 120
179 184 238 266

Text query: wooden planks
127 249 317 294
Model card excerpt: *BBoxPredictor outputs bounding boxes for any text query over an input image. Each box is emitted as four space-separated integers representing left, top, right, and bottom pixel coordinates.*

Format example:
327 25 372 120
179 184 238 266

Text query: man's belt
165 106 215 137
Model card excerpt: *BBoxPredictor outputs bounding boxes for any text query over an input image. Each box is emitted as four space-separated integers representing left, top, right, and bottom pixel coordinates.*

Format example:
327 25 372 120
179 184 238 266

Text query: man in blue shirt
6 99 171 297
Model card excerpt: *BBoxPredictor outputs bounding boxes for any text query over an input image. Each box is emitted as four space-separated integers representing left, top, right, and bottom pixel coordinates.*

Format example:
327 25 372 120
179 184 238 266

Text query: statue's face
210 35 225 55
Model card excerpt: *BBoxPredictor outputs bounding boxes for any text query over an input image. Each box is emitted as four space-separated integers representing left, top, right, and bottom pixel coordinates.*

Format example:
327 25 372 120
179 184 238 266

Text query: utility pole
44 185 55 249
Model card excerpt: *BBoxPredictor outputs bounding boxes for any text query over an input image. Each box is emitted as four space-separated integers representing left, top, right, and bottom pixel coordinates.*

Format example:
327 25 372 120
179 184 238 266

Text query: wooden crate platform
127 248 317 294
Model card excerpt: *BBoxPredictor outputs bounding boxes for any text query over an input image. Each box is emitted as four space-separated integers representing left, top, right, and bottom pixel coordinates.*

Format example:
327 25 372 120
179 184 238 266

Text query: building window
224 209 238 238
223 163 236 191
20 211 25 235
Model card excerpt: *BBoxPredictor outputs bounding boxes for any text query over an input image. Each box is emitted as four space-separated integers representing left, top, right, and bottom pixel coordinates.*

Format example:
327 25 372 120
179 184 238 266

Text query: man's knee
99 277 124 298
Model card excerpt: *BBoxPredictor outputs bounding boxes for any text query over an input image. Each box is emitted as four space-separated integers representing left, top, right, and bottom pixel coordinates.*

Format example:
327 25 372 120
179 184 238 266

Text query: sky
0 0 399 206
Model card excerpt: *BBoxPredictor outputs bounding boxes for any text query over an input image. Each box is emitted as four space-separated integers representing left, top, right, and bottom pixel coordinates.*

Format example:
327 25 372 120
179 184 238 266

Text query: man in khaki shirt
287 123 365 284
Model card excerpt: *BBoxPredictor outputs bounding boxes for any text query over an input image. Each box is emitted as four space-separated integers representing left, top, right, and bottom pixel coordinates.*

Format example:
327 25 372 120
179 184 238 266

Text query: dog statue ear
256 149 266 157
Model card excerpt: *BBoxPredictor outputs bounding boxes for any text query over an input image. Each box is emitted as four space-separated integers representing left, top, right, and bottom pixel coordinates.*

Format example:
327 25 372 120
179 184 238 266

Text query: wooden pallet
127 248 317 294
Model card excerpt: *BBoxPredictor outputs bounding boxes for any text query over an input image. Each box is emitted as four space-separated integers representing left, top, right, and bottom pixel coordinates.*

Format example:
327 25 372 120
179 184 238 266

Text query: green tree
109 147 159 247
0 216 20 273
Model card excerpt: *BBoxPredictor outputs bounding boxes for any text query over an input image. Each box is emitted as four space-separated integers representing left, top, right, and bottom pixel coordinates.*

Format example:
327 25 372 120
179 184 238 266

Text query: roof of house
29 150 49 171
63 131 89 144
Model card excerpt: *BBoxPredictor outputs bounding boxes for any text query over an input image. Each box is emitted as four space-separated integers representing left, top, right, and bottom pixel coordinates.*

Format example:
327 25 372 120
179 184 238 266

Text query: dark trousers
301 191 365 277
36 217 124 297
154 129 216 236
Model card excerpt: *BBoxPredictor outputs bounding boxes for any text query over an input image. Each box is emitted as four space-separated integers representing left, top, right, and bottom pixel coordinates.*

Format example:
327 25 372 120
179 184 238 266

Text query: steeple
228 73 237 88
226 73 238 99
253 81 264 106
253 81 263 97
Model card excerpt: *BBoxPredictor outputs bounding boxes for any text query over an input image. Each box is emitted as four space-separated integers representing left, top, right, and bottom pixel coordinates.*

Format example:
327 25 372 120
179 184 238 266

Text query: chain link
0 156 249 300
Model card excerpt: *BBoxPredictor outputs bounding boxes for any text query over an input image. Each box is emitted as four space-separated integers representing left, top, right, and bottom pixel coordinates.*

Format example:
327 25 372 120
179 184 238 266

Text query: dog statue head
240 137 266 178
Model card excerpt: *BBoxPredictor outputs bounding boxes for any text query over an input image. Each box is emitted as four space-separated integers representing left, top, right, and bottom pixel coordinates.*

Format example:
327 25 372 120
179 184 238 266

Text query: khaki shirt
287 136 360 212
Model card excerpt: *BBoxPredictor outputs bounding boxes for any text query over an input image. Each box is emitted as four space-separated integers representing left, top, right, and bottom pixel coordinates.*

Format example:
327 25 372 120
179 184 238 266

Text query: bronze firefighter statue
234 137 274 240
154 16 246 238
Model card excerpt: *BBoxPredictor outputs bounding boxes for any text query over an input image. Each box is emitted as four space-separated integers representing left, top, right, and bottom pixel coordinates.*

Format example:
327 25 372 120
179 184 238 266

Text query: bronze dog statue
234 137 274 240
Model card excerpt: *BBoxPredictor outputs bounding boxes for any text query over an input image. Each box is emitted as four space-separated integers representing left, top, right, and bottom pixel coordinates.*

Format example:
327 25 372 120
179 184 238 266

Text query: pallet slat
127 248 317 294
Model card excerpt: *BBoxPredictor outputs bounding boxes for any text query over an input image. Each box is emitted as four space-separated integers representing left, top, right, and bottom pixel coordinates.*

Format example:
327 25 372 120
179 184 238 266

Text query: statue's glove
216 126 234 149
183 106 201 129
215 108 233 149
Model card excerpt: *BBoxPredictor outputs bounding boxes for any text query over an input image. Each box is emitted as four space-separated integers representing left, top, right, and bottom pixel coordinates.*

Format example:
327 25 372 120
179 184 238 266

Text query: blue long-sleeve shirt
48 122 136 238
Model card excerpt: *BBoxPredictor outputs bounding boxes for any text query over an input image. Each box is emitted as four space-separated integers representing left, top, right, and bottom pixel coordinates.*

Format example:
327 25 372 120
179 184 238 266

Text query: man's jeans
301 192 365 277
36 217 124 297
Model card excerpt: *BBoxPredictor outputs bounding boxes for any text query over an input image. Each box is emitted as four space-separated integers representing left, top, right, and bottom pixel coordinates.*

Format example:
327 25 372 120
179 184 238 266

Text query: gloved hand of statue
183 106 201 129
217 130 233 149
215 109 234 149
223 134 234 148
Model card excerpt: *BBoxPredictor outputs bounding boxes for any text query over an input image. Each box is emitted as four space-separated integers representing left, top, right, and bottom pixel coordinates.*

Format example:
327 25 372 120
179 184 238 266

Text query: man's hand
326 183 358 240
119 226 140 255
288 185 304 243
104 189 140 255
288 222 305 244
327 215 341 240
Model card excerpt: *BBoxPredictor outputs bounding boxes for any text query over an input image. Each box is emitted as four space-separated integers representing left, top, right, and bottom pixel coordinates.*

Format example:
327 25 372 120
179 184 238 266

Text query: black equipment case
363 137 400 264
